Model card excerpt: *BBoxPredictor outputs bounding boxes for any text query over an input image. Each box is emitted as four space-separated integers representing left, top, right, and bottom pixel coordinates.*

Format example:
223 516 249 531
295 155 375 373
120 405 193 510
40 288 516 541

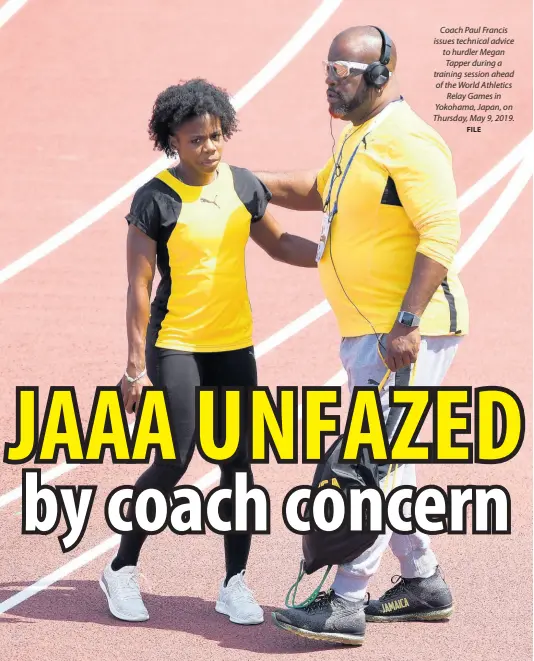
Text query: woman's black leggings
112 331 257 585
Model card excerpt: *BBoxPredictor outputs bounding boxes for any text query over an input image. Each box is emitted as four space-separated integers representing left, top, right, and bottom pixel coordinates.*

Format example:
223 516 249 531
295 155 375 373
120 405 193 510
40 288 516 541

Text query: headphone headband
364 26 392 88
370 26 391 65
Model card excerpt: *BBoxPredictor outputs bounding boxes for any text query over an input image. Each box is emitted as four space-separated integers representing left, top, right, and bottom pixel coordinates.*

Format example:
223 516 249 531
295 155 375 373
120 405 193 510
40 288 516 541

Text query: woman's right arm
122 224 157 414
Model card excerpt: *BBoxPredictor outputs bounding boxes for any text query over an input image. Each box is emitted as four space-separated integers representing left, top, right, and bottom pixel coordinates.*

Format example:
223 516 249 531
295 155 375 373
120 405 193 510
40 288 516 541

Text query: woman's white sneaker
215 571 264 625
99 562 149 622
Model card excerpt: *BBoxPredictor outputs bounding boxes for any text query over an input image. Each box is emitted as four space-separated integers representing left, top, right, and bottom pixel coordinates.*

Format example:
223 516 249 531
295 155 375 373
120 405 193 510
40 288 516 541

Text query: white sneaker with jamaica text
215 571 264 625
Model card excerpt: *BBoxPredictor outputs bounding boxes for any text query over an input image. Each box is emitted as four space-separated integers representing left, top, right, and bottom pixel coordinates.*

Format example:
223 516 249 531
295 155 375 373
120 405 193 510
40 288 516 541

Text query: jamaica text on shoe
215 570 264 625
365 567 453 622
271 589 366 646
99 562 149 622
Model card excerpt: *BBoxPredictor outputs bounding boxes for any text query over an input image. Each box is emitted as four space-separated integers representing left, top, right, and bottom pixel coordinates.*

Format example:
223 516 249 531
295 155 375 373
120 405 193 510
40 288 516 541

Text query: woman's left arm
249 209 318 268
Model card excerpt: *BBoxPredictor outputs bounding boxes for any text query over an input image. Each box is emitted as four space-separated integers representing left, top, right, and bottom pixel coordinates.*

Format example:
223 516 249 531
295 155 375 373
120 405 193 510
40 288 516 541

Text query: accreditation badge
316 211 334 262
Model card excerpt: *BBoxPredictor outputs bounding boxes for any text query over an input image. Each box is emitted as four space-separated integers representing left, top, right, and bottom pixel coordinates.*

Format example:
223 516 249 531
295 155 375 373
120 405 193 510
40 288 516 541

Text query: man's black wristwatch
397 311 421 328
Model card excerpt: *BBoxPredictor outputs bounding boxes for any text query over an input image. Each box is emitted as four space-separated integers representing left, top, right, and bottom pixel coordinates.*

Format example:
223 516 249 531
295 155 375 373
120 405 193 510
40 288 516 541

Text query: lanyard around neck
324 99 403 215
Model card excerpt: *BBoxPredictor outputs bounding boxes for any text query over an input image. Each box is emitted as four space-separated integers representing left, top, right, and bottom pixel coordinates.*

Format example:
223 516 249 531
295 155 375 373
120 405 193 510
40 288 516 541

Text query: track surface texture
0 1 532 660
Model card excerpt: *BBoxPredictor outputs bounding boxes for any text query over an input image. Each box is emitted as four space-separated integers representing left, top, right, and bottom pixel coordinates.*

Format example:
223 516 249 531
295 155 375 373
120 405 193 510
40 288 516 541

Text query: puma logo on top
200 196 220 208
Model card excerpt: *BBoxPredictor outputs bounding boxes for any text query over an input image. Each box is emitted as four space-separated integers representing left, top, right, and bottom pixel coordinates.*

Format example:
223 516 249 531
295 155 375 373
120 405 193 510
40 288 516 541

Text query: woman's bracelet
124 368 147 384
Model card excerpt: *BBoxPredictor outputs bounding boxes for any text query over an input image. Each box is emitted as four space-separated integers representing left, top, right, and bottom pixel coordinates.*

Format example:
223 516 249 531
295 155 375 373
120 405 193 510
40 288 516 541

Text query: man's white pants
331 333 462 602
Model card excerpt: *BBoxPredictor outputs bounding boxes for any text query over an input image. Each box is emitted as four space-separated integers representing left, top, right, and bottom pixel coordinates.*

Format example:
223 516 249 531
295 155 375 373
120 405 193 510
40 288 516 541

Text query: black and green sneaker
364 567 453 622
272 589 367 646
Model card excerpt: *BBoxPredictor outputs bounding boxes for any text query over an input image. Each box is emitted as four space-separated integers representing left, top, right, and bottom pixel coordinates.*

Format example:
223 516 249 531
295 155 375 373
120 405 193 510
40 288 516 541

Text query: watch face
399 312 418 326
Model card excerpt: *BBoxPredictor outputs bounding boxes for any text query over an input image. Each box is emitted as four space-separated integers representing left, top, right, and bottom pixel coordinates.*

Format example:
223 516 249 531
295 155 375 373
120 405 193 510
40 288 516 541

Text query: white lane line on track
0 0 342 286
455 150 533 271
457 133 532 213
0 0 27 29
0 158 531 614
0 139 531 510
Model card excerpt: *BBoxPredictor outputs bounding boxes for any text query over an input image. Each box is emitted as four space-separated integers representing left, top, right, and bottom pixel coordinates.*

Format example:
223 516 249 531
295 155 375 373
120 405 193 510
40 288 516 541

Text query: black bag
285 434 393 608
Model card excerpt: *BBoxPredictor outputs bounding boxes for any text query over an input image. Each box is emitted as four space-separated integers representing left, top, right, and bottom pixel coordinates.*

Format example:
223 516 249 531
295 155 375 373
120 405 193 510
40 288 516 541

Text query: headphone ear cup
364 63 390 88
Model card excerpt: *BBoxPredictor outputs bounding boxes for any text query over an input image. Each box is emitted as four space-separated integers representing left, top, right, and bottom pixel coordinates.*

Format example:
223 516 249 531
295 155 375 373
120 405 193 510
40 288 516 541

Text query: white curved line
0 0 28 30
0 0 343 286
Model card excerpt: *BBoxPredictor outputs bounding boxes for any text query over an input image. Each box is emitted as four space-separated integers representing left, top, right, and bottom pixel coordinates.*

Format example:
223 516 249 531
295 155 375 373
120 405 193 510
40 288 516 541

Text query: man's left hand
385 323 421 371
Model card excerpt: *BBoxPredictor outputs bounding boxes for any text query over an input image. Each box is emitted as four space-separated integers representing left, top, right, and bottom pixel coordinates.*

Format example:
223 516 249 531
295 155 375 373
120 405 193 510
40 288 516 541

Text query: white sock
331 574 368 602
413 566 436 579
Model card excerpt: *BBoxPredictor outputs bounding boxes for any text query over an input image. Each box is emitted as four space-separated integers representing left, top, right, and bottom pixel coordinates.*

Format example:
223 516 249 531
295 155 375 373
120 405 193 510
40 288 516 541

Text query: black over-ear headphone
363 26 392 88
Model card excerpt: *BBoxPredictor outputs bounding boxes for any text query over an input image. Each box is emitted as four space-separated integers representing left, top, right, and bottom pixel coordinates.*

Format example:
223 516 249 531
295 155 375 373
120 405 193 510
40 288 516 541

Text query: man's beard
329 92 364 119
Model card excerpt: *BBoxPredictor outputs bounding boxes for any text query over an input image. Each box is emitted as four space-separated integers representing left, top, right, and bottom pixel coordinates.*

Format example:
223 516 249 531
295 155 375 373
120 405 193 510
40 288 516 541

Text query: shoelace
115 567 149 602
305 590 335 612
382 574 407 599
229 576 257 604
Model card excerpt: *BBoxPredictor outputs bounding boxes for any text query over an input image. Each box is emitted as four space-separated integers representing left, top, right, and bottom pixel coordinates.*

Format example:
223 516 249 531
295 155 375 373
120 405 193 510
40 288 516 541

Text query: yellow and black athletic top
126 163 271 352
316 99 469 338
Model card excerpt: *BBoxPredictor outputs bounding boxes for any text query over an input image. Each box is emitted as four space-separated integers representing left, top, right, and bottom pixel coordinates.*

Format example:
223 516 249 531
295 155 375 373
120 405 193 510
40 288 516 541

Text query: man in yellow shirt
256 25 469 645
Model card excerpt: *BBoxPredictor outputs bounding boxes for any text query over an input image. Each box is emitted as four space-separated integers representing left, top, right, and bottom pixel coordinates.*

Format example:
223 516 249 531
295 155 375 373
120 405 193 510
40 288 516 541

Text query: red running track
0 0 532 659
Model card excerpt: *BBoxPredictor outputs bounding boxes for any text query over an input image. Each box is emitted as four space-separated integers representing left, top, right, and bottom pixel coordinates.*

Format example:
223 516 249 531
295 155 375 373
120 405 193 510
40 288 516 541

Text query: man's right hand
121 372 153 414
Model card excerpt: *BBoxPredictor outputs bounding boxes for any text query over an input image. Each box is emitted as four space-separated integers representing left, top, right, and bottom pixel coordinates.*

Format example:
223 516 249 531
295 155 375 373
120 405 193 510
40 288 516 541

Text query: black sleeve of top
230 165 273 222
125 182 162 241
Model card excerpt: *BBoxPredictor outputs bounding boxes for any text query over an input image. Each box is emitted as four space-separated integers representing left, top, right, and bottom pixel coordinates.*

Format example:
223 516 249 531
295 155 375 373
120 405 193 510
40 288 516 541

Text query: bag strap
284 560 332 609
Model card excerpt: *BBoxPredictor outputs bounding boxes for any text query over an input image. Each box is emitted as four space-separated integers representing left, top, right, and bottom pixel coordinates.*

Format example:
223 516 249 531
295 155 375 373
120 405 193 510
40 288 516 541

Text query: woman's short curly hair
148 78 238 157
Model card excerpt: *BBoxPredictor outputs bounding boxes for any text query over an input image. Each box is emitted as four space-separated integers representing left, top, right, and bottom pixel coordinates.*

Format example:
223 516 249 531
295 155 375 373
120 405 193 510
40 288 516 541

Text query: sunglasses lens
333 63 350 77
324 62 350 78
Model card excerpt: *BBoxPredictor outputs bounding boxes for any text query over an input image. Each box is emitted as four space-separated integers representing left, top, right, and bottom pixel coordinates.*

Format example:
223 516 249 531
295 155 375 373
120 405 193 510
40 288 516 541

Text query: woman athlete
99 79 318 625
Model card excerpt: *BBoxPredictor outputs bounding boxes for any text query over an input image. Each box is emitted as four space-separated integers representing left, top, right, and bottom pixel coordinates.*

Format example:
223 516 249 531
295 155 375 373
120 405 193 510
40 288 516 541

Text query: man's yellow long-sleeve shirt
316 99 469 338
